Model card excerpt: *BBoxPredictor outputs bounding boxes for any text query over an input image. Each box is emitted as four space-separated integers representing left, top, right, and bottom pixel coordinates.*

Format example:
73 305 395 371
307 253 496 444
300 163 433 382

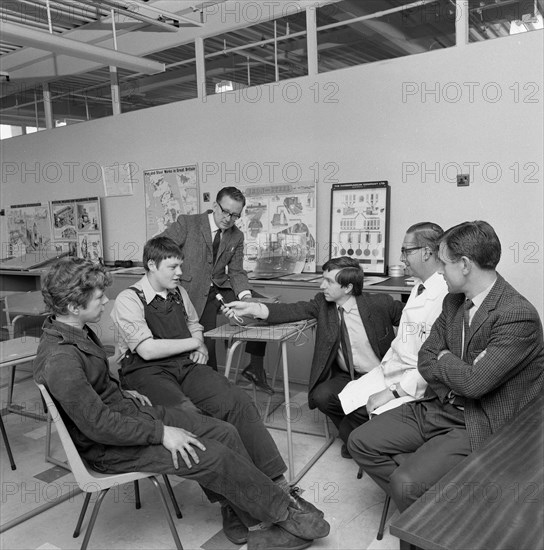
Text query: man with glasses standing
160 187 271 391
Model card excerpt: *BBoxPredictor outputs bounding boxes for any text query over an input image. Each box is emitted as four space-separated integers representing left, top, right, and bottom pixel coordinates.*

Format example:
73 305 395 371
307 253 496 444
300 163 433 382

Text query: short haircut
41 257 112 316
406 222 444 254
322 256 365 296
441 220 501 270
216 186 246 208
143 236 183 271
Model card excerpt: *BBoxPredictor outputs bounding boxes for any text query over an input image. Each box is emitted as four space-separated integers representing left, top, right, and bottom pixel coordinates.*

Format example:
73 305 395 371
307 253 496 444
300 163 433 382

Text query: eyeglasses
400 246 425 257
217 202 242 220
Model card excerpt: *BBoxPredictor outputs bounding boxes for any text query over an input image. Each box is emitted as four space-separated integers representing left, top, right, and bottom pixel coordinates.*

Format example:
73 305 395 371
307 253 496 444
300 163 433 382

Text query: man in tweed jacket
348 220 544 512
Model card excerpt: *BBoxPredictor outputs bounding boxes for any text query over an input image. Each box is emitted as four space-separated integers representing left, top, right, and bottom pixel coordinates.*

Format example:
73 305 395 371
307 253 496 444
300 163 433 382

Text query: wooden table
390 392 544 550
205 319 334 484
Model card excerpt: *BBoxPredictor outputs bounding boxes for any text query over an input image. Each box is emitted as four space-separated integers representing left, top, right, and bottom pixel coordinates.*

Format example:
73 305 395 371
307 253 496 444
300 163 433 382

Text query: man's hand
223 300 261 319
241 295 254 302
123 390 152 406
161 426 206 469
190 342 209 365
366 389 394 415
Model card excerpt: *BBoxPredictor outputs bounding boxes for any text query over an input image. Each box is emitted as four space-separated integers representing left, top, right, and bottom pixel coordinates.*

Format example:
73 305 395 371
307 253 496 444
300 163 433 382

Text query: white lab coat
339 271 448 415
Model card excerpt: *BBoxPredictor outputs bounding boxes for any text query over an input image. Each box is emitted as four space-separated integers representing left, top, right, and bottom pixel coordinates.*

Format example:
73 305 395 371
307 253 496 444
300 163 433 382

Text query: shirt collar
139 274 169 304
418 271 447 297
208 211 220 234
339 295 357 313
470 277 497 312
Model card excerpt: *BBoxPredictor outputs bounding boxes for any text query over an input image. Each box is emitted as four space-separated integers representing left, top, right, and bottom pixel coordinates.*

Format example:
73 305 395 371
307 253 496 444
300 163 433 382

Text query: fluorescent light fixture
215 80 247 93
1 22 165 74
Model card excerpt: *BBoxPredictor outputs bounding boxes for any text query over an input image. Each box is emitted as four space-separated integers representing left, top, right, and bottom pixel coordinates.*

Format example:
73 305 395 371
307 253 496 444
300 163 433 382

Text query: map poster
6 203 52 257
238 182 316 274
144 165 199 238
329 181 390 276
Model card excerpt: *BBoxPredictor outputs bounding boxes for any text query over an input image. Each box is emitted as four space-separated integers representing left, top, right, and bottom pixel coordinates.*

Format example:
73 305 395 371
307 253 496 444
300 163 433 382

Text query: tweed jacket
161 211 249 317
418 273 544 450
266 292 404 406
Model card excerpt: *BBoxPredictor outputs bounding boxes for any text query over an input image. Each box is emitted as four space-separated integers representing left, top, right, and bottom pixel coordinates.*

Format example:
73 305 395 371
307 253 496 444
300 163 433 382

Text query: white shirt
339 271 448 414
337 295 380 375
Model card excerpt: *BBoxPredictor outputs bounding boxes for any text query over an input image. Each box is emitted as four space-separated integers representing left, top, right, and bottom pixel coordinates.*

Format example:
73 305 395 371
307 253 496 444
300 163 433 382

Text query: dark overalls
120 288 286 480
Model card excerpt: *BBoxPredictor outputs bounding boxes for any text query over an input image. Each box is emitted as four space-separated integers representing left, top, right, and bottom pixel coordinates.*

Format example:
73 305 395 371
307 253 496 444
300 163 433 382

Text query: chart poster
50 197 103 262
6 203 52 257
238 182 316 274
144 165 199 238
329 181 390 276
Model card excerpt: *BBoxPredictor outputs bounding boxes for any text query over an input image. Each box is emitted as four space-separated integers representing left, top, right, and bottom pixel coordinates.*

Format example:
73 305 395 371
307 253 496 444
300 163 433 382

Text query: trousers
122 361 287 480
90 404 290 523
347 398 471 511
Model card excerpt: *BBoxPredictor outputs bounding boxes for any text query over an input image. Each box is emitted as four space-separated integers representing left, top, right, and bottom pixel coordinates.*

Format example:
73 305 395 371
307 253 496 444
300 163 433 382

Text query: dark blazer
161 212 249 317
266 292 404 406
418 273 544 450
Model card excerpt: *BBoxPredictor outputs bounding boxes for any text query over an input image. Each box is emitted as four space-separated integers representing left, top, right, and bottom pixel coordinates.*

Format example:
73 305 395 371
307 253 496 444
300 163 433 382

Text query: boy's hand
161 426 206 469
124 390 152 406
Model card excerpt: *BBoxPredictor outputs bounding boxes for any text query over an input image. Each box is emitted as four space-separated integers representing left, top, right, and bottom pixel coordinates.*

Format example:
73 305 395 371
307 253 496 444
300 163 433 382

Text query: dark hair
216 186 246 208
441 220 501 269
322 256 364 296
143 236 183 271
41 257 112 315
406 222 444 254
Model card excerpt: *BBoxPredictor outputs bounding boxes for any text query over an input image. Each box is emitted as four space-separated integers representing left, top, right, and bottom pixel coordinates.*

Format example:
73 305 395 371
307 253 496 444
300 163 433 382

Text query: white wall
1 31 543 316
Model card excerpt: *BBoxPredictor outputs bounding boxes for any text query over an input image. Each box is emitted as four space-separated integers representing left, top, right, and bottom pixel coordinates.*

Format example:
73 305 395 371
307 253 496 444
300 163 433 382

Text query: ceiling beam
1 21 166 74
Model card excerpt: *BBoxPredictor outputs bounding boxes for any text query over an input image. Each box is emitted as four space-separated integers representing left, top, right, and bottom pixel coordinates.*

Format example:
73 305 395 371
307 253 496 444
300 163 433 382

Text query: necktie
212 229 221 263
417 284 425 296
338 306 355 380
462 299 474 361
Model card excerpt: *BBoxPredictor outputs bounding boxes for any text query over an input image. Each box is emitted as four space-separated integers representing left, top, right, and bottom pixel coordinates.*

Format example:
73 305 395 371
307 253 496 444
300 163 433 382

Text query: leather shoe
277 503 330 540
288 486 324 518
341 443 352 459
241 365 275 395
221 504 248 545
248 525 312 550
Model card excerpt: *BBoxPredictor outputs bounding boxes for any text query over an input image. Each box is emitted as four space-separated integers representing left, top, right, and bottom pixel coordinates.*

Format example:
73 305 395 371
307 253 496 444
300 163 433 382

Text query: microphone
216 292 245 324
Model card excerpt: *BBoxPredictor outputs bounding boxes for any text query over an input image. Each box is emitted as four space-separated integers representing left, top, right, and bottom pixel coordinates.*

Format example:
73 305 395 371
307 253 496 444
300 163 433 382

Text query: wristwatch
389 384 401 399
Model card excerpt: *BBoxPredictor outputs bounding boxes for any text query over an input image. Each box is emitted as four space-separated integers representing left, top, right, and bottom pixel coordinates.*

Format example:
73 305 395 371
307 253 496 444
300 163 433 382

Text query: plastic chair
3 290 46 339
357 453 411 540
37 383 183 550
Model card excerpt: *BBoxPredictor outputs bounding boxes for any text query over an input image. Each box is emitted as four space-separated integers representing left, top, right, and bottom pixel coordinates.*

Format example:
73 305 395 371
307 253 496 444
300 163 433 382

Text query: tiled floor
1 363 401 550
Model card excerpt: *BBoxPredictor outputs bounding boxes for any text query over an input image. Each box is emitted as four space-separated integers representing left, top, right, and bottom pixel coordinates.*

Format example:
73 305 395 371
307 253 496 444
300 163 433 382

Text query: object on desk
248 272 289 280
363 276 390 286
388 265 405 277
108 266 146 275
404 277 416 286
0 248 69 271
278 273 322 282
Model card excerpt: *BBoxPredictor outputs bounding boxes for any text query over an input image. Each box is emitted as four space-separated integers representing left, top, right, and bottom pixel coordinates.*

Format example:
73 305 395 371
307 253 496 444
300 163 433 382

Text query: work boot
248 525 312 550
241 364 275 395
277 503 330 540
288 486 324 518
221 504 248 544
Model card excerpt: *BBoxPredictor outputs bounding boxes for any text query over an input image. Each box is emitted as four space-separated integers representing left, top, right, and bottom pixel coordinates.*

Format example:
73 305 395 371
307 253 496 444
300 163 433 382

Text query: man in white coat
338 222 448 452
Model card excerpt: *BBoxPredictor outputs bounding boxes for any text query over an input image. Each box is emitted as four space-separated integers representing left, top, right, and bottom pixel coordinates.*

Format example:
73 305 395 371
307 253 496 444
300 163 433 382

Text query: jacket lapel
465 275 503 349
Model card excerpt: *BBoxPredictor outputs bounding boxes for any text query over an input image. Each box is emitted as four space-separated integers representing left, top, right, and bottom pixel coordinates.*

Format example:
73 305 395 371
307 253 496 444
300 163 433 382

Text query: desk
390 393 544 550
205 320 334 484
0 337 42 420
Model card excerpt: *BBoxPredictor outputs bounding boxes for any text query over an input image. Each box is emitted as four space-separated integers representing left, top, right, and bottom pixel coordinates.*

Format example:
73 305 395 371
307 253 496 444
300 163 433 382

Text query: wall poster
5 203 52 258
238 182 316 275
330 181 390 276
144 165 199 238
50 196 103 262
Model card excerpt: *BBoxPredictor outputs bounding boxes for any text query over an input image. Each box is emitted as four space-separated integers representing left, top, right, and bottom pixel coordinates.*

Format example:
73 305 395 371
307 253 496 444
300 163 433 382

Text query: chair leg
134 480 141 509
0 415 16 470
73 493 92 538
80 489 110 550
148 476 183 550
377 495 391 540
7 365 16 408
162 475 183 518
